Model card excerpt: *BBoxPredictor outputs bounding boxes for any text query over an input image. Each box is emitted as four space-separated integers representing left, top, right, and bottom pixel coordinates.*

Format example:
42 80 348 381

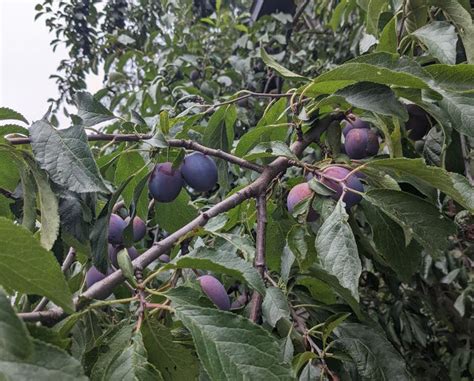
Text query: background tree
0 0 473 380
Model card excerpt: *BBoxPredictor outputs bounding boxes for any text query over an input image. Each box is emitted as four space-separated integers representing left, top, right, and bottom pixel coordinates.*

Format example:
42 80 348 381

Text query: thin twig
249 193 267 323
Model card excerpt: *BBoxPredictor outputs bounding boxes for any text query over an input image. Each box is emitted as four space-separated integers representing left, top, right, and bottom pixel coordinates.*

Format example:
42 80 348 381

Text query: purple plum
342 114 370 137
405 104 432 140
148 162 184 203
344 128 380 159
198 275 231 311
86 266 106 288
286 183 318 222
181 152 218 192
108 213 127 245
321 166 364 208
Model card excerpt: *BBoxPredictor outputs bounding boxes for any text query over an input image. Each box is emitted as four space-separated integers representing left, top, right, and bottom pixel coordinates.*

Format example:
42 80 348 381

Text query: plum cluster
342 114 379 160
148 152 218 203
86 213 147 288
287 165 364 220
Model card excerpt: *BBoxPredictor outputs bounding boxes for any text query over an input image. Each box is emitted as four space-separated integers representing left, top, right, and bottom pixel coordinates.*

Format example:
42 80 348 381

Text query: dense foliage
0 0 473 380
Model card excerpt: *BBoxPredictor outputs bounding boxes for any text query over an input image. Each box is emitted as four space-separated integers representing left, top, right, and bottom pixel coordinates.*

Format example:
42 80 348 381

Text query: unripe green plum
321 166 364 209
148 162 184 202
405 104 431 140
86 266 106 288
108 213 127 245
181 152 218 192
124 216 146 241
198 275 230 310
344 128 379 159
286 183 318 222
342 114 370 137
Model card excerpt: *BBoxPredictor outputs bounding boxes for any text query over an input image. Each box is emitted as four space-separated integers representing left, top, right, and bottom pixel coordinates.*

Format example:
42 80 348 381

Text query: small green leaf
260 48 307 81
142 320 199 381
30 120 109 193
117 249 136 286
262 287 290 327
169 247 265 294
363 189 456 257
244 141 297 161
0 218 74 313
74 91 116 127
376 16 397 53
412 21 457 64
154 190 198 233
0 107 28 124
315 201 362 301
167 287 293 381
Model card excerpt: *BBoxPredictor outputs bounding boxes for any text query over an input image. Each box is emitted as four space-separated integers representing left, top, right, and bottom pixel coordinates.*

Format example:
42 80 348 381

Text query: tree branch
6 136 263 173
17 113 342 323
249 192 267 323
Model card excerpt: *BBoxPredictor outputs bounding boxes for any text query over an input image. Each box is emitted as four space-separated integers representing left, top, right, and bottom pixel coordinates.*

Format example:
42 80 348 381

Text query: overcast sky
0 0 102 126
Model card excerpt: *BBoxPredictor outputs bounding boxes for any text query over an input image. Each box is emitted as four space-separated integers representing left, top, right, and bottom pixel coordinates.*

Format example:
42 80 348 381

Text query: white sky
0 0 103 126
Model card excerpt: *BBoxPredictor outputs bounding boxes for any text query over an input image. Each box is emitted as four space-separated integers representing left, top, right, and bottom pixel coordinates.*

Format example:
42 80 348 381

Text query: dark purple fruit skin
86 266 106 288
342 114 370 137
405 104 431 140
198 275 231 311
287 183 318 222
148 162 184 203
108 214 127 245
124 216 146 241
321 166 364 209
231 294 248 309
344 129 380 159
158 254 170 263
108 245 139 268
190 70 200 81
181 152 218 192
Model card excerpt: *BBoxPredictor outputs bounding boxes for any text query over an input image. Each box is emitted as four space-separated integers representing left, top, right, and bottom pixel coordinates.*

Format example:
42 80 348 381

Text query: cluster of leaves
0 0 473 380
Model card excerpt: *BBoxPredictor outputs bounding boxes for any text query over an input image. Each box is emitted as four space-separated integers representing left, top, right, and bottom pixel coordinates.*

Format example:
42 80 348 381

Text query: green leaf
74 91 116 127
103 332 163 381
0 217 74 313
234 98 288 157
363 189 456 257
260 48 307 81
154 190 198 233
262 287 290 327
244 141 296 161
287 225 317 271
90 324 134 381
315 201 362 301
412 21 457 64
306 62 429 95
361 200 421 281
169 247 265 294
367 158 474 212
0 291 84 380
324 82 408 120
439 91 474 138
424 64 474 92
431 0 474 64
376 16 397 53
366 0 388 36
405 0 428 33
23 155 59 250
0 107 28 124
335 323 411 381
0 289 32 359
1 339 88 380
142 320 199 381
30 120 109 193
265 213 292 272
167 287 293 381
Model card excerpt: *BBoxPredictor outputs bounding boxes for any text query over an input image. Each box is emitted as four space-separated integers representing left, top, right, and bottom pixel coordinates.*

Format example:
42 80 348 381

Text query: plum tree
85 266 106 288
124 216 146 241
198 275 231 310
108 213 127 245
181 152 218 192
148 162 184 202
342 114 370 137
286 183 318 221
405 104 432 140
108 245 139 267
321 166 364 208
344 128 380 159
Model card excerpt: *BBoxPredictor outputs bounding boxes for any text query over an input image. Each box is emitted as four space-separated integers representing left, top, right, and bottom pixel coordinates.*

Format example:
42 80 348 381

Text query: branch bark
18 113 342 323
7 136 263 173
249 192 267 323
